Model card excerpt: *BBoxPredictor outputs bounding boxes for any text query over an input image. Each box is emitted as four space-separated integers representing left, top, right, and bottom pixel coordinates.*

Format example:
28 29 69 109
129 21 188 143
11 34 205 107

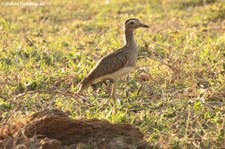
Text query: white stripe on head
125 18 139 24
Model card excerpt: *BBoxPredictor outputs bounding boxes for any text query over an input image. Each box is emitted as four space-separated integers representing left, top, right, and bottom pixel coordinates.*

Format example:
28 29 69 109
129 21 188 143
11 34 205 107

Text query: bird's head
124 18 149 30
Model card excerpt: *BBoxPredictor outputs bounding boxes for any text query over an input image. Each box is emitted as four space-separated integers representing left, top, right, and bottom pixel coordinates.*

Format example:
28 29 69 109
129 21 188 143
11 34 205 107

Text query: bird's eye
130 21 134 25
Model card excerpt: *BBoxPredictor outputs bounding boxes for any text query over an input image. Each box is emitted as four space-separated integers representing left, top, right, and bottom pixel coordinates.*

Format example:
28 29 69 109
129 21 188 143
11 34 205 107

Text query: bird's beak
140 23 149 28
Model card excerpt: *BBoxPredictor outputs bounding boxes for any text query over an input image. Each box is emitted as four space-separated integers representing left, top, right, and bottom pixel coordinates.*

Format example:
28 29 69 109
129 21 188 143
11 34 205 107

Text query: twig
136 83 143 96
13 90 88 104
91 30 101 43
91 29 107 44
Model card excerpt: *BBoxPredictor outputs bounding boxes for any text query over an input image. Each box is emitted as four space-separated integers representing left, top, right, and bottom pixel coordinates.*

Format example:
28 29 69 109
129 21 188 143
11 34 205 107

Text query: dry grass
0 0 225 148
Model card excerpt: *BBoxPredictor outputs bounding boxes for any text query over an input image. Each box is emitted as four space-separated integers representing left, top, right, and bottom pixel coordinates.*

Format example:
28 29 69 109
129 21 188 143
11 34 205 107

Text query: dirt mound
0 109 150 149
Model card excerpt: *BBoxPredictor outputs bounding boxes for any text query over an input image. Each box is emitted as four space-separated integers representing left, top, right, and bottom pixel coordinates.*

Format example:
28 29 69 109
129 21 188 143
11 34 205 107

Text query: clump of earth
0 109 151 149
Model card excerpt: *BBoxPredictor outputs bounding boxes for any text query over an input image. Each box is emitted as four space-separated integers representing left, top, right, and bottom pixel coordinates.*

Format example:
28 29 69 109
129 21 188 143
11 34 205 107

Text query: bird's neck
124 29 136 47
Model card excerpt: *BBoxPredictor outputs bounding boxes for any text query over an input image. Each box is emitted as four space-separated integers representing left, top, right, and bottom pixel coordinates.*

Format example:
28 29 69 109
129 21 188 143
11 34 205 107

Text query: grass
0 0 225 148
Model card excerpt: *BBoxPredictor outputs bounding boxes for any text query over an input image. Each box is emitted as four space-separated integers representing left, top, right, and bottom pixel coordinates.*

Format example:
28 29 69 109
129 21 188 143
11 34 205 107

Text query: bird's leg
112 78 118 106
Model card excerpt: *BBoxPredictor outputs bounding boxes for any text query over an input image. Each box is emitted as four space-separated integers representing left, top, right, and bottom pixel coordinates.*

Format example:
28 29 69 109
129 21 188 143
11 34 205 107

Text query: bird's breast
110 67 135 79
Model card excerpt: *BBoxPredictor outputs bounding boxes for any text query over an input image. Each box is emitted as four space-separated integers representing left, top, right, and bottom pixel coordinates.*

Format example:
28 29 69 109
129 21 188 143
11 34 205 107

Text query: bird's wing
77 49 129 92
86 49 129 81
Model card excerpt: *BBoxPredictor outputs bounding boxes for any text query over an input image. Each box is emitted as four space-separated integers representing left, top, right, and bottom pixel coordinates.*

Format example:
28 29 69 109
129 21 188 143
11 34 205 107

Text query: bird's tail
76 77 92 94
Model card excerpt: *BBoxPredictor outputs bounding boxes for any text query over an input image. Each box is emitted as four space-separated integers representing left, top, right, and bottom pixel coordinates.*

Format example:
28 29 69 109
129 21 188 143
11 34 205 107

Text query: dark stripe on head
125 18 139 24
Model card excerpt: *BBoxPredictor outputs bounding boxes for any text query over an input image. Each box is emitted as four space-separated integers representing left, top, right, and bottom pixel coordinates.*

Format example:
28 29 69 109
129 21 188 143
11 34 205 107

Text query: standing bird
76 18 149 105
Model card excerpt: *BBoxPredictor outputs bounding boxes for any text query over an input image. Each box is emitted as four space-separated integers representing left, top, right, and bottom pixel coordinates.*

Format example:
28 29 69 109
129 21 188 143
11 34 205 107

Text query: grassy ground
0 0 225 148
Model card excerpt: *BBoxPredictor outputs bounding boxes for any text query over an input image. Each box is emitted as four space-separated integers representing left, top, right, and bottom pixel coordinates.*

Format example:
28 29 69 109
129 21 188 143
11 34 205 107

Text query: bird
76 18 149 105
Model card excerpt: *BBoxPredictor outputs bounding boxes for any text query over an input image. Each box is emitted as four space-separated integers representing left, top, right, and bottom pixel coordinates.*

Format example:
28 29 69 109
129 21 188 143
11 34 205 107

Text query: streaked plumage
76 18 149 105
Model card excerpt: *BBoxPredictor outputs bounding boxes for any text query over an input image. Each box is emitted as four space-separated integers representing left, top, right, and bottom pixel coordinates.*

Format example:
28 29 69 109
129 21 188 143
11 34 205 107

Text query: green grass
0 0 225 148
